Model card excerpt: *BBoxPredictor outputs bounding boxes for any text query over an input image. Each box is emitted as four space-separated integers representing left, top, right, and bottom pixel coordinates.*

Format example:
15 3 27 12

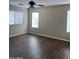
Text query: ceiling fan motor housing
29 1 36 6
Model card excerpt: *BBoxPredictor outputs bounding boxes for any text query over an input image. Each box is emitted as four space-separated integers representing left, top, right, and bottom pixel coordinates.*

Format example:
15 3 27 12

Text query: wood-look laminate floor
9 33 70 59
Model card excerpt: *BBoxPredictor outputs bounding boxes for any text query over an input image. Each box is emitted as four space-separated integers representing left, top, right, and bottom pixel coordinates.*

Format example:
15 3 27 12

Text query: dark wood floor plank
9 33 70 59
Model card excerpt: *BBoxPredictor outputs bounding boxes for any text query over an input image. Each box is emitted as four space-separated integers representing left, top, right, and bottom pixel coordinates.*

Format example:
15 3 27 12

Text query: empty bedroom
9 0 70 59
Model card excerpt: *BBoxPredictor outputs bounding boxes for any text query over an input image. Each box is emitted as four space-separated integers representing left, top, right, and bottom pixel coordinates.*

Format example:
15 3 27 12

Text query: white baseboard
9 32 70 42
29 32 70 42
9 32 26 37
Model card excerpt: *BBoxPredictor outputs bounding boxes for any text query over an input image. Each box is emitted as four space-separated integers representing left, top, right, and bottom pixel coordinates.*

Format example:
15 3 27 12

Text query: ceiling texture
9 0 70 8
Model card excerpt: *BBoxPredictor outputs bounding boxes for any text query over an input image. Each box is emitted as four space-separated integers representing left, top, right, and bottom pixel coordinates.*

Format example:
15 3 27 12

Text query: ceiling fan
28 0 44 8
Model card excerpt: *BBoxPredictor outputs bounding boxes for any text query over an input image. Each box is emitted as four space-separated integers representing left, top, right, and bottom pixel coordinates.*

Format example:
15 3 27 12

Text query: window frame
67 10 70 33
32 12 39 28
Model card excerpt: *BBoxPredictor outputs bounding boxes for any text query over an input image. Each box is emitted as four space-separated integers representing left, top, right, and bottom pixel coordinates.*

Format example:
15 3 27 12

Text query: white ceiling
9 0 70 8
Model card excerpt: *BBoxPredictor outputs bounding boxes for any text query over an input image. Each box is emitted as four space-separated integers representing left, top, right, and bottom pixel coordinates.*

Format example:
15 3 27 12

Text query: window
32 12 39 28
9 11 24 25
67 10 70 32
9 11 14 25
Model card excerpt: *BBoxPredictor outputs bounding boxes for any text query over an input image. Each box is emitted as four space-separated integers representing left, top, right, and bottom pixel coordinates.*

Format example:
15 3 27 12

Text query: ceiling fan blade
37 5 44 6
29 5 34 8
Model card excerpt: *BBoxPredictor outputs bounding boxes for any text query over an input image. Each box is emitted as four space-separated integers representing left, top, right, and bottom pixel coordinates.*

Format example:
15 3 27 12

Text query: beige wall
9 5 28 37
28 5 70 40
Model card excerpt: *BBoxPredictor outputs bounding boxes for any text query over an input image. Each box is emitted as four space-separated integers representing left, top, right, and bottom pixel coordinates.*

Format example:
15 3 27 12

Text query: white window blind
9 11 24 25
32 12 39 28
